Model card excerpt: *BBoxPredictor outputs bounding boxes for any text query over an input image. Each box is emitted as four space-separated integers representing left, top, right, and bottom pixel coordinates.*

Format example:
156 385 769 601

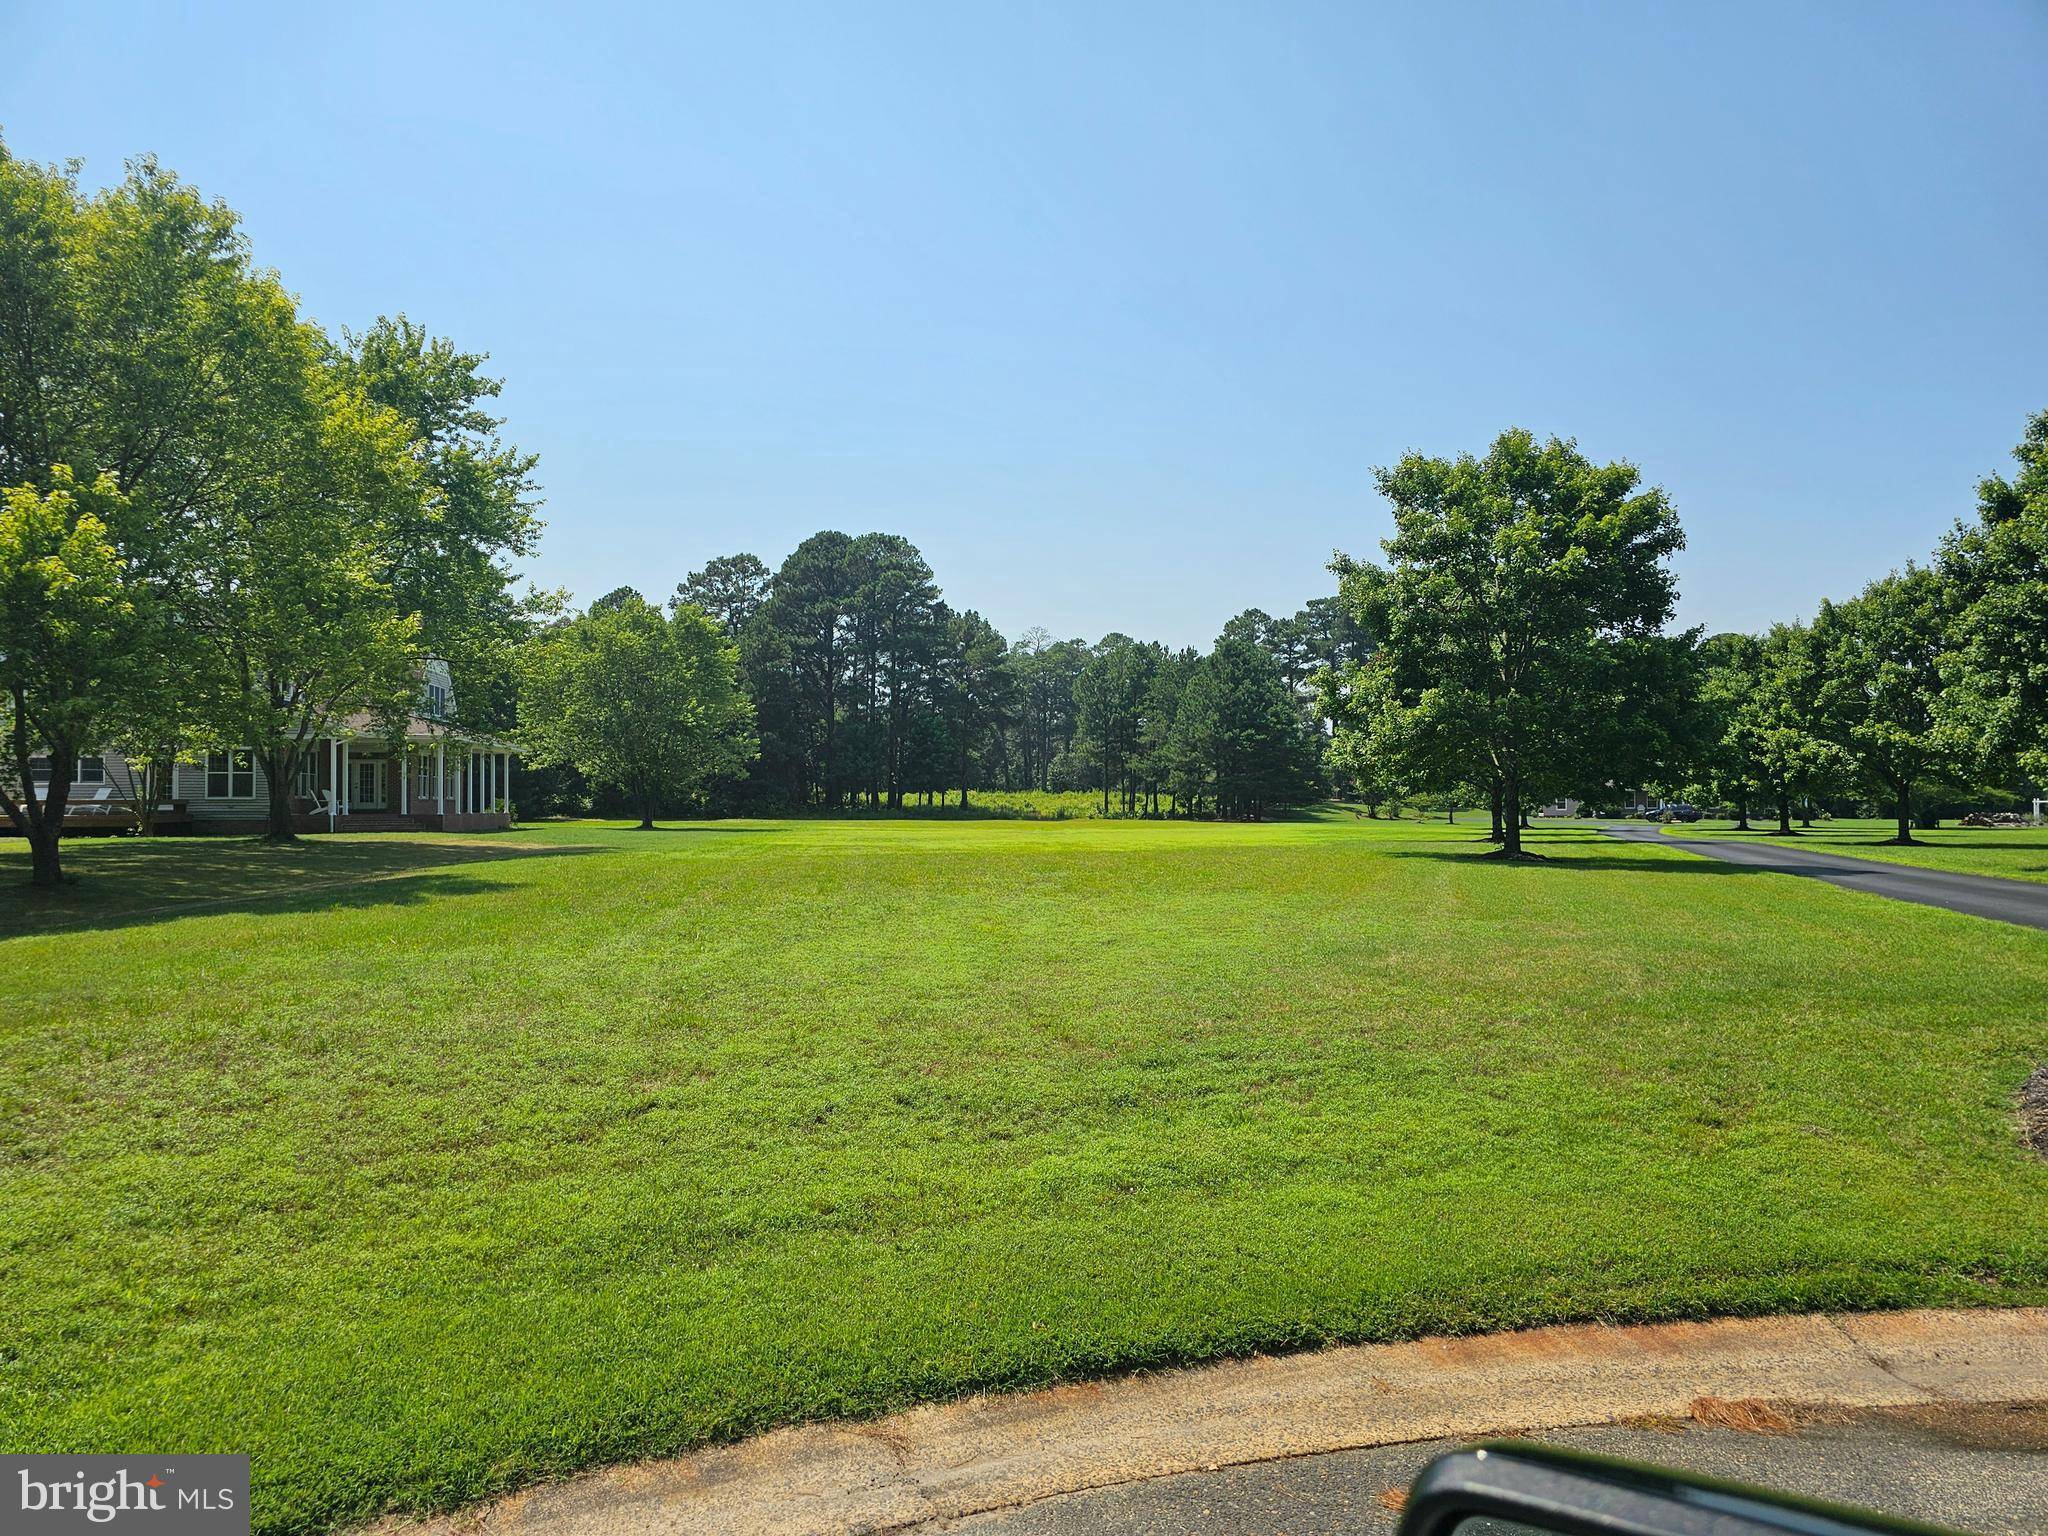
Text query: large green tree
337 316 542 729
0 471 147 883
519 594 755 829
195 375 431 840
1812 565 1960 844
1938 409 2048 783
1318 659 1413 817
1695 632 1767 829
1750 623 1848 835
0 145 336 876
1340 430 1686 856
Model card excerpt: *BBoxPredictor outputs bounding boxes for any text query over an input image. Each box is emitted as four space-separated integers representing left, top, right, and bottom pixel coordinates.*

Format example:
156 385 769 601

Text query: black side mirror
1396 1442 1963 1536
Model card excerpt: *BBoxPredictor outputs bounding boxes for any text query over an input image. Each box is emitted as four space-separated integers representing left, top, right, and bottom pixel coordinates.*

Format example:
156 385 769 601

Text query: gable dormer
422 659 456 721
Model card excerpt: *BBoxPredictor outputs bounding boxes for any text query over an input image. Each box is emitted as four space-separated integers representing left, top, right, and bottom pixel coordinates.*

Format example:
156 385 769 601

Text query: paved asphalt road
940 1403 2048 1536
1601 824 2048 930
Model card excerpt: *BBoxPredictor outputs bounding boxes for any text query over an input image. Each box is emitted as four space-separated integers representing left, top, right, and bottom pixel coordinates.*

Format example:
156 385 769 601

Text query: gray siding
14 749 142 806
173 754 273 821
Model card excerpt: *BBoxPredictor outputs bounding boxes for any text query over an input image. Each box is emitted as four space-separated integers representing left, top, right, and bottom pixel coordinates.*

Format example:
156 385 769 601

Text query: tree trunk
6 702 69 886
261 748 299 842
1497 768 1524 857
26 817 63 886
1774 793 1793 835
265 788 297 841
1890 782 1914 844
134 759 163 837
1489 780 1504 842
1734 793 1750 831
23 760 75 886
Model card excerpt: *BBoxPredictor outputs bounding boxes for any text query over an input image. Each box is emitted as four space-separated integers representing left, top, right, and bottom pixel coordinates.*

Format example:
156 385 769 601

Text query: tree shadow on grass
1381 848 1764 875
0 837 607 940
621 825 786 833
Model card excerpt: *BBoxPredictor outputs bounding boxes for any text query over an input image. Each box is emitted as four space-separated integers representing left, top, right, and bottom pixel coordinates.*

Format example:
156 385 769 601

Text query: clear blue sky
4 1 2044 648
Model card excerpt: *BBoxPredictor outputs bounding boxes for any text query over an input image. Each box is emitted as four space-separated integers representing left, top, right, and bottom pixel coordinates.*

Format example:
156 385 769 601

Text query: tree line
520 536 1355 824
0 144 538 885
1318 418 2048 856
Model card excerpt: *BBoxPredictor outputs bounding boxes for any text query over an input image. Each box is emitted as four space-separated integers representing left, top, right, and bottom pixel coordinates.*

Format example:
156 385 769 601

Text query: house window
28 755 50 783
76 756 105 784
425 682 451 718
206 750 256 799
295 756 319 797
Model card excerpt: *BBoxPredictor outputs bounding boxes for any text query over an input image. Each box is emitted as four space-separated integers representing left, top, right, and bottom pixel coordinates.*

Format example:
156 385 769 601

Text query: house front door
353 759 386 810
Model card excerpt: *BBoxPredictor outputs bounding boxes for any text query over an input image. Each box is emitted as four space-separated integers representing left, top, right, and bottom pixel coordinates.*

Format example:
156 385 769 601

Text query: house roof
330 711 517 750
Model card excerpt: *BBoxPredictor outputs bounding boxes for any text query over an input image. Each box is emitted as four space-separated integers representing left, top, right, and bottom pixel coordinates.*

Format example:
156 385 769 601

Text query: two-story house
15 661 518 835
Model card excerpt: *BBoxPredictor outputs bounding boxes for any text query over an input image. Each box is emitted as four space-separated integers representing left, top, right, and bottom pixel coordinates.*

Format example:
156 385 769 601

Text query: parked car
1400 1441 1953 1534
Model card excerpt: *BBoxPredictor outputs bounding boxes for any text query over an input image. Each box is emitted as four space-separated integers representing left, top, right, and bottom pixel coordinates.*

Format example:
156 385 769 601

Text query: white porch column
327 738 337 830
436 743 445 814
489 751 500 810
504 754 513 818
399 745 409 815
339 740 351 816
458 752 468 815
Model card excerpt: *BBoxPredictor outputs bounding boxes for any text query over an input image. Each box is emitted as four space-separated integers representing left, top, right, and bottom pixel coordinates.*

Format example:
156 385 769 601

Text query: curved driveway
1602 824 2048 930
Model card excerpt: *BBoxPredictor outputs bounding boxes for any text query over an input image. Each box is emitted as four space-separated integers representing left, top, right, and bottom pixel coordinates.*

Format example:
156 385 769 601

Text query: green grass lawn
1658 816 2048 884
3 813 2046 1534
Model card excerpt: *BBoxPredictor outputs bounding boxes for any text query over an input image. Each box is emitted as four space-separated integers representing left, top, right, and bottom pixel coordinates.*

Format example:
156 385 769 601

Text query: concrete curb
376 1308 2048 1536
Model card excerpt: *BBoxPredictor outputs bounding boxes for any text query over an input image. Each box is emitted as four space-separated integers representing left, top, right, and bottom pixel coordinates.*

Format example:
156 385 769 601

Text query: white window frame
75 756 106 784
206 750 256 799
425 682 450 719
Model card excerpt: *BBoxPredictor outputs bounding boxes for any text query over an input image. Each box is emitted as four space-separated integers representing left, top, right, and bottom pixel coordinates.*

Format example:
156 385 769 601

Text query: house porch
299 735 517 833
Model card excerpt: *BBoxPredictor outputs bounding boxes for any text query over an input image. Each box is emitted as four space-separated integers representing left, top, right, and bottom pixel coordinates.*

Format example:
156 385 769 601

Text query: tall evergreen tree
932 608 1014 808
675 553 771 637
1074 635 1151 814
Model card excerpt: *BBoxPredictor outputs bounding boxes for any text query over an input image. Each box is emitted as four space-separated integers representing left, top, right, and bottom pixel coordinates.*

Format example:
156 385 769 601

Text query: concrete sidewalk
1602 824 2048 929
375 1309 2048 1536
